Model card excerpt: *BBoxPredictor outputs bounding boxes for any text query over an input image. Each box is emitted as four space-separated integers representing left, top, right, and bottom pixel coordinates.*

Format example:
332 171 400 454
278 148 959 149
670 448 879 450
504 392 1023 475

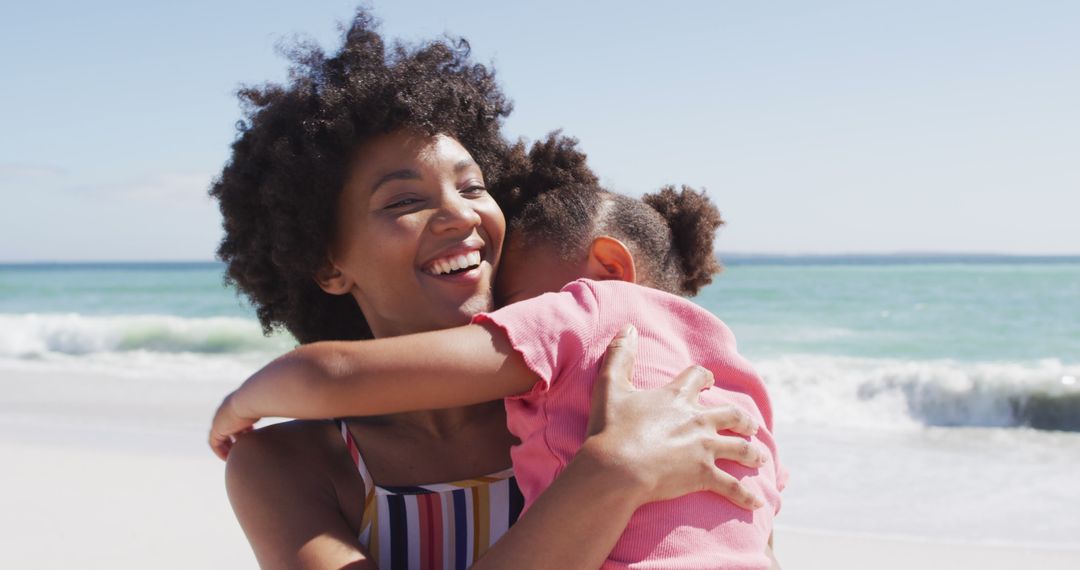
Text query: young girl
211 140 785 569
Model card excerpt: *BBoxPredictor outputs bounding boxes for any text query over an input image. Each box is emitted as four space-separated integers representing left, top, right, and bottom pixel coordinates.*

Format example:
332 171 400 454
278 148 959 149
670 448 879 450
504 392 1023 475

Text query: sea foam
759 355 1080 432
3 314 1078 432
0 313 292 357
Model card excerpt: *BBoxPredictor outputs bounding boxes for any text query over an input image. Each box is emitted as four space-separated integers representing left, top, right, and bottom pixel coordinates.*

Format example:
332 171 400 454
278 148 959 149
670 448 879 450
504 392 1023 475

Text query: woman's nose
429 190 482 234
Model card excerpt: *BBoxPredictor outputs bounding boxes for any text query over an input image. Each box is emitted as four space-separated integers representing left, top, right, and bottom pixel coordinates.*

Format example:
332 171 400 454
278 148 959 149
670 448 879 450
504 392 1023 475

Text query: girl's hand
581 324 767 510
209 392 258 460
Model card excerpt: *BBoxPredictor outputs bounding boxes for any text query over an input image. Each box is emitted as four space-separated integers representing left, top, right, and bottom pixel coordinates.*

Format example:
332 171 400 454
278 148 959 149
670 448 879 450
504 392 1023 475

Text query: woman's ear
585 236 637 284
314 261 354 295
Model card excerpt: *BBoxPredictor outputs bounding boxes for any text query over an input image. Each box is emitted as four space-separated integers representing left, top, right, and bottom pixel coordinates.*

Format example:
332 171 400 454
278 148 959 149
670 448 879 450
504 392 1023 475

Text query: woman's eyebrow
371 169 421 193
454 159 478 173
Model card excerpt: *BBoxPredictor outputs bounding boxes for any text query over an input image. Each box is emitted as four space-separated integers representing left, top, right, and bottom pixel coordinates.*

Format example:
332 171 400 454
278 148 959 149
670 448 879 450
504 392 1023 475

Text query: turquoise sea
3 258 1076 429
1 258 1078 544
5 258 1077 361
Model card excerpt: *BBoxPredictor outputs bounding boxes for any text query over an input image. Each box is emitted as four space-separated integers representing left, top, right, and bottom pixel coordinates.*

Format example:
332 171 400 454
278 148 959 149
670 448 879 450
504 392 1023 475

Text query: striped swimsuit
339 421 524 570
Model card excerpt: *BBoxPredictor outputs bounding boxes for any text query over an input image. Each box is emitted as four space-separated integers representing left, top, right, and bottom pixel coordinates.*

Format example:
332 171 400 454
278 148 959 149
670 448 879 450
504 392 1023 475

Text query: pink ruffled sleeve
471 280 599 398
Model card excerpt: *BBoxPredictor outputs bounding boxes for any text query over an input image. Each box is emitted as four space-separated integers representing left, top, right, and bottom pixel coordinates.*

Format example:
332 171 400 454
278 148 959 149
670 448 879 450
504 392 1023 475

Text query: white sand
0 434 255 569
5 431 1078 570
774 526 1080 570
1 366 256 568
2 367 1078 569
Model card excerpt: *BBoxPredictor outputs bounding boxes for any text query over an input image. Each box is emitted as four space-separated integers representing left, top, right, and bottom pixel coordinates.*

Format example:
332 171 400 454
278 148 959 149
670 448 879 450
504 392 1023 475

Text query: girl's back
476 278 785 570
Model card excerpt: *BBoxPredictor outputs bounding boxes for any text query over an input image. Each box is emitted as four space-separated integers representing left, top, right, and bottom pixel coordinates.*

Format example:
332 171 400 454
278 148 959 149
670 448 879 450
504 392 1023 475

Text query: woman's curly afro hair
210 9 512 344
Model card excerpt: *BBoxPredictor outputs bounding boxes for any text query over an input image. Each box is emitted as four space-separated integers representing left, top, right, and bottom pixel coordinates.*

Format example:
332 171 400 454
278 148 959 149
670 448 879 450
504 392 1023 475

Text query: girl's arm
210 322 537 458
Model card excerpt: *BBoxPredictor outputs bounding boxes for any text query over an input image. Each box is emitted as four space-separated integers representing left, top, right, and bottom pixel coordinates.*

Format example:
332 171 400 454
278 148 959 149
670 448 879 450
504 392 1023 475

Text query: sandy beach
0 432 253 568
0 398 254 568
775 527 1080 570
3 415 1078 569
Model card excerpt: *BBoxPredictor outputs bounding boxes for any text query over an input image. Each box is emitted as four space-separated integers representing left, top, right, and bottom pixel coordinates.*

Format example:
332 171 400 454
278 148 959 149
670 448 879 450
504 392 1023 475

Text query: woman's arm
210 322 538 458
473 326 768 569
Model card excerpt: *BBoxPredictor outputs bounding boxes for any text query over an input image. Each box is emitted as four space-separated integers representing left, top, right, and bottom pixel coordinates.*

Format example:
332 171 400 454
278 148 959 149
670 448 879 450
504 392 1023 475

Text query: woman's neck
361 297 479 341
344 400 514 486
376 400 505 439
348 400 504 441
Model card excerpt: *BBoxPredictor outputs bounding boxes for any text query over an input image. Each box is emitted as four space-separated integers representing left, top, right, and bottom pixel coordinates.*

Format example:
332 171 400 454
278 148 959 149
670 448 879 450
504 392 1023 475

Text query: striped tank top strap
338 420 378 553
337 421 522 569
375 476 520 569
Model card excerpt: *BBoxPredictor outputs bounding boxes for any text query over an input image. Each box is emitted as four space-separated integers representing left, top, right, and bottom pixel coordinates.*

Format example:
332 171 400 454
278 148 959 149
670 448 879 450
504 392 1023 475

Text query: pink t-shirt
472 279 785 570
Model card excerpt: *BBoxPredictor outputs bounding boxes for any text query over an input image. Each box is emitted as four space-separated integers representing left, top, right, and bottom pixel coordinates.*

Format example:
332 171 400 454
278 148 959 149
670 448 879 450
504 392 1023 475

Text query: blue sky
2 0 1077 261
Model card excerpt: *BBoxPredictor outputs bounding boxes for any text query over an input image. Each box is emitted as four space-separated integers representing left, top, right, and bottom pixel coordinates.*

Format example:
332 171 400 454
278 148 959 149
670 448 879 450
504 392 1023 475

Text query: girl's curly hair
210 9 512 344
507 133 724 296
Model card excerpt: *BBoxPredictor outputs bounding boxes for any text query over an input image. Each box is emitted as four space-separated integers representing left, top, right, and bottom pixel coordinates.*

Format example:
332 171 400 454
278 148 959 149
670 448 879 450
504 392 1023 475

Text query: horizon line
3 251 1080 265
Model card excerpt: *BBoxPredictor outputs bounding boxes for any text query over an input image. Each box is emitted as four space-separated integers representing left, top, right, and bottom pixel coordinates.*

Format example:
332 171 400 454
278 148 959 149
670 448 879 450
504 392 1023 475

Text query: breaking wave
759 355 1080 432
0 313 293 357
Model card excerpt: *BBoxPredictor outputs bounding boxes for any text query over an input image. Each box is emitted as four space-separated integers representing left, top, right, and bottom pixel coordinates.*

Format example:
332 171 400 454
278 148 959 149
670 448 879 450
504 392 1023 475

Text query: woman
211 10 767 569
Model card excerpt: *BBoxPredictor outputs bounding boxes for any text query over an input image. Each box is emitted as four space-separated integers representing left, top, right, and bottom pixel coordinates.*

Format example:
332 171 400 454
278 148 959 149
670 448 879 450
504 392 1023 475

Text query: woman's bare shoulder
227 420 341 465
227 419 359 488
225 420 365 539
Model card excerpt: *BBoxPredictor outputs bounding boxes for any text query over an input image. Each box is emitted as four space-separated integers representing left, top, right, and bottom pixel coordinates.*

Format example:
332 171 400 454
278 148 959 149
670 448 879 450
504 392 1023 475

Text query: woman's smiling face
319 130 506 338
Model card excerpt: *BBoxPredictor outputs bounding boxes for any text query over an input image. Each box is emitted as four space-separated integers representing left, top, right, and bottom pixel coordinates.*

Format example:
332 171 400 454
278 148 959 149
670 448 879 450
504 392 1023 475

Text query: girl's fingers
709 436 769 469
704 406 759 437
708 469 765 511
210 433 230 461
209 425 256 461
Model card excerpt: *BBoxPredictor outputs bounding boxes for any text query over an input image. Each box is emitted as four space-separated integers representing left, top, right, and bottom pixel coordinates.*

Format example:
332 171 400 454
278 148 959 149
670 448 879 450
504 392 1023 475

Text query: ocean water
1 259 1078 545
702 261 1080 433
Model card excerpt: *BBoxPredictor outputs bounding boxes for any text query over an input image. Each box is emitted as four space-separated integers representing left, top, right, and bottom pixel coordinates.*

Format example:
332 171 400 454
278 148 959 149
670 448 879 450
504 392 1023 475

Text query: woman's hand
209 392 258 460
580 324 767 510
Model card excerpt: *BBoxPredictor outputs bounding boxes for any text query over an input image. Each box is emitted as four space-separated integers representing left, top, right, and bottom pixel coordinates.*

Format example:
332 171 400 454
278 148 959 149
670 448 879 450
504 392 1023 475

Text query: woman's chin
456 290 496 318
402 288 495 334
418 265 496 318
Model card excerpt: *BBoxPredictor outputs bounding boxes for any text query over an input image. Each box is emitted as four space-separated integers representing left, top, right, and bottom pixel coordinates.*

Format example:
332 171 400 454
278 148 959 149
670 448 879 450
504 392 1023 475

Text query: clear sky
2 0 1077 261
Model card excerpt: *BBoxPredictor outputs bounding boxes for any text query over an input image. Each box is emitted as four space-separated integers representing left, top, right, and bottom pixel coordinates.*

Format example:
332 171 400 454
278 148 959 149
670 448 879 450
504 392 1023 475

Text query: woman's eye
462 184 487 196
385 197 421 209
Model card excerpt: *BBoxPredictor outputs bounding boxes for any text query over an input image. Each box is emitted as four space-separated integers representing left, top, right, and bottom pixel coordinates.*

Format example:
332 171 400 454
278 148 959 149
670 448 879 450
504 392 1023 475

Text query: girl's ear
585 236 637 284
314 261 355 295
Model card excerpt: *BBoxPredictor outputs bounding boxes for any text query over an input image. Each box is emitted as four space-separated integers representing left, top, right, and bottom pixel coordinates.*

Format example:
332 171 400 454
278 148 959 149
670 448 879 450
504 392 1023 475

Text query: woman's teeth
430 250 482 276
